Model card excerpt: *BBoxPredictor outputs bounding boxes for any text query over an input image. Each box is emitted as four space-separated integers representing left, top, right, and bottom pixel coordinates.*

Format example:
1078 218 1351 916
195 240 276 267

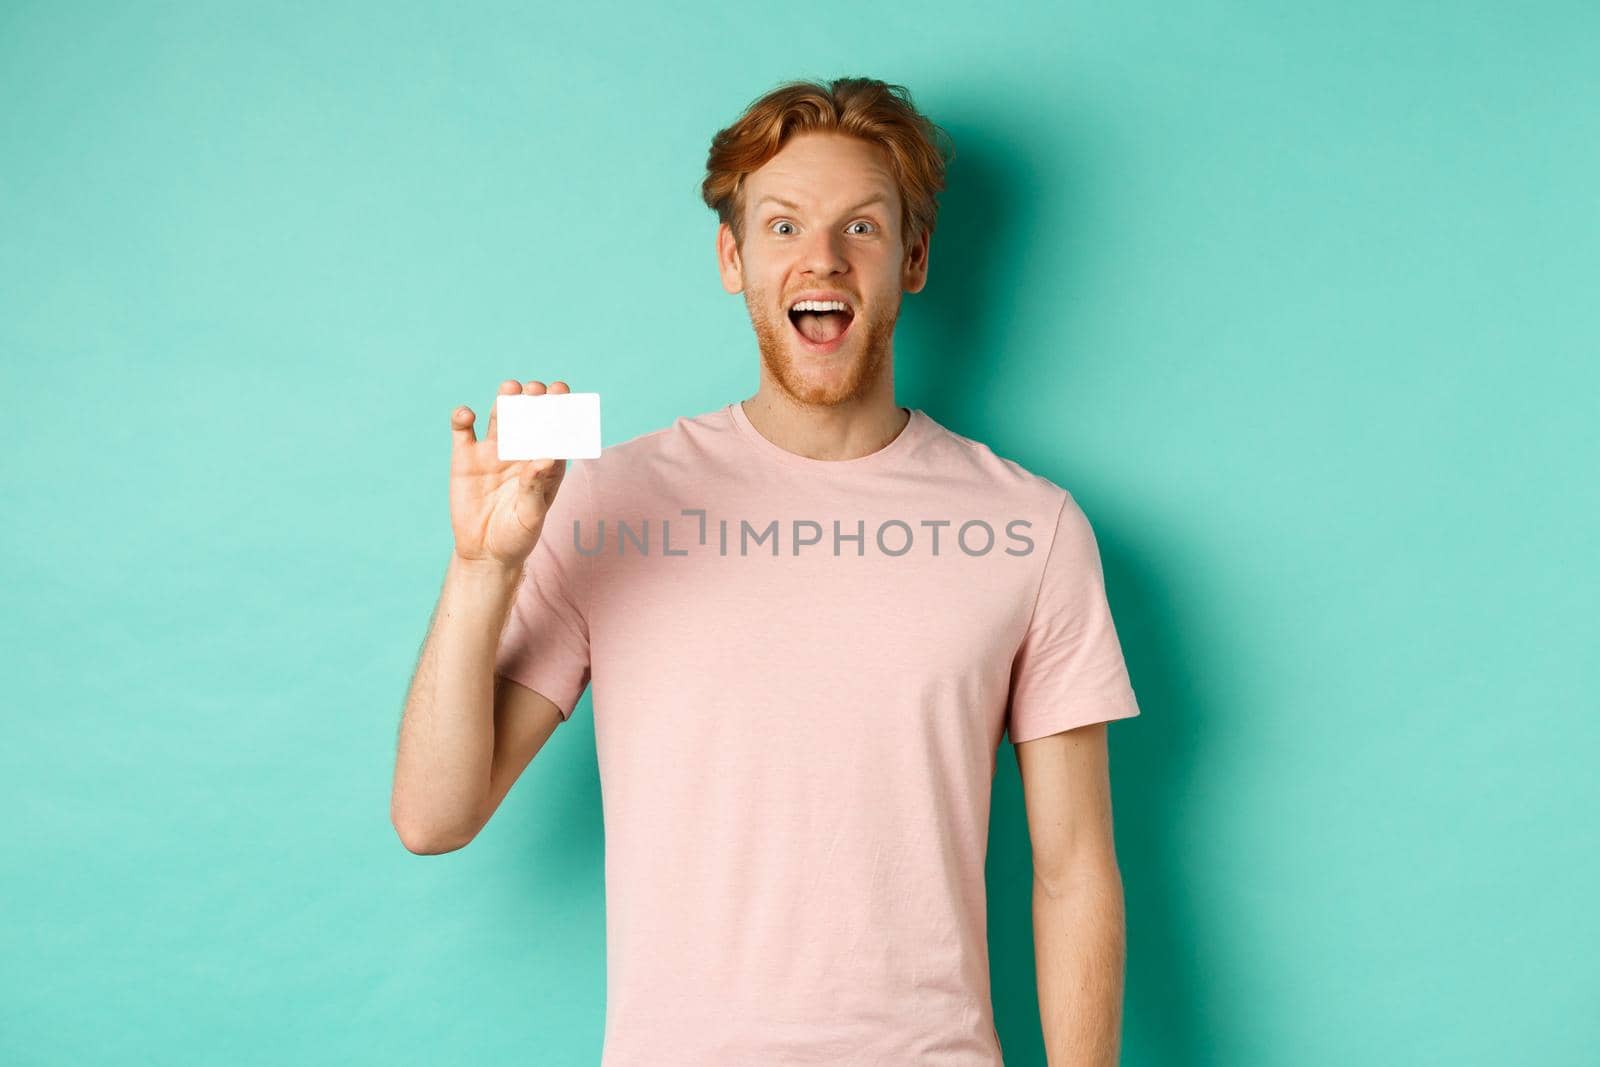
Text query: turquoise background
4 2 1595 1064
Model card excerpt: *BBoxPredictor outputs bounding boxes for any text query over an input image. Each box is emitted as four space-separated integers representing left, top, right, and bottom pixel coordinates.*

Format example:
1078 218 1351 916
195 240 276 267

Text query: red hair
701 77 955 252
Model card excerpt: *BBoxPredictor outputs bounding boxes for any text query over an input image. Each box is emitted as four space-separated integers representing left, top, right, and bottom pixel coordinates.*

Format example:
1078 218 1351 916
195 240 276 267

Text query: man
392 77 1141 1066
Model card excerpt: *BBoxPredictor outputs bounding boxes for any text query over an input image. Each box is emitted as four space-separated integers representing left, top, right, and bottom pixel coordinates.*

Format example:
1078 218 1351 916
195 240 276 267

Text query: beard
745 287 899 409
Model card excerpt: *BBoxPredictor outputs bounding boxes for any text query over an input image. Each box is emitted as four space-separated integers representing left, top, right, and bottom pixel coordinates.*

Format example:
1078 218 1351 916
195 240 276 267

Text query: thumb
518 457 562 492
521 460 560 489
512 459 564 535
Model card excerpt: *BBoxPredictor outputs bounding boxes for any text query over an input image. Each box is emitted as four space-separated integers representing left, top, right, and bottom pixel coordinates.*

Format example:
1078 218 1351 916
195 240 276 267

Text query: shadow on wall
897 110 1209 1065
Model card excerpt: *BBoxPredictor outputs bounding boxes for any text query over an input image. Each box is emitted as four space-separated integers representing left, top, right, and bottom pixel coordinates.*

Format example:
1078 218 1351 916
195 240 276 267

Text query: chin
753 308 890 404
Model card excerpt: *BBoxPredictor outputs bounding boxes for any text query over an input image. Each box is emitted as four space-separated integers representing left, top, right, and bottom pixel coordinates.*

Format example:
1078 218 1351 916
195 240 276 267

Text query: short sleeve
1004 491 1140 744
494 458 594 721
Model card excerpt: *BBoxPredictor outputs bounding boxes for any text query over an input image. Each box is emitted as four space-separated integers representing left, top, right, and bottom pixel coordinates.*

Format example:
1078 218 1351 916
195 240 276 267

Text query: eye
769 219 877 237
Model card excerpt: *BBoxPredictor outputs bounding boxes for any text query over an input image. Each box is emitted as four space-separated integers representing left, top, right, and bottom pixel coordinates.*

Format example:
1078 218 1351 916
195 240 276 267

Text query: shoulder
916 411 1075 514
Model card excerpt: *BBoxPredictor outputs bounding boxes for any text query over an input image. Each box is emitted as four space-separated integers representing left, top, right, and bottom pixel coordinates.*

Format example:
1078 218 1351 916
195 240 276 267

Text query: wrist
449 550 524 586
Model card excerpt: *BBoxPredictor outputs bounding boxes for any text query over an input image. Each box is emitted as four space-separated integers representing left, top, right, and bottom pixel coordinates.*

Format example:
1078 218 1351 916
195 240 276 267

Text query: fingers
484 379 523 440
458 379 573 449
518 379 570 394
450 405 477 447
517 381 569 481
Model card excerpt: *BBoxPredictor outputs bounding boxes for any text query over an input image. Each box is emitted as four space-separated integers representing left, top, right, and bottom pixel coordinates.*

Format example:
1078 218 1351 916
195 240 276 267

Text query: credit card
495 392 602 459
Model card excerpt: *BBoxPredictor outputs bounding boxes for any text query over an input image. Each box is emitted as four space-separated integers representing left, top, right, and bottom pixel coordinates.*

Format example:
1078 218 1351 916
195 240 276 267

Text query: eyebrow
754 194 892 216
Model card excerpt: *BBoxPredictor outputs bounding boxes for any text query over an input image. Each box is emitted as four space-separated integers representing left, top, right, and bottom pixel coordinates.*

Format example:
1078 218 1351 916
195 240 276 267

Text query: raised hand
448 379 573 570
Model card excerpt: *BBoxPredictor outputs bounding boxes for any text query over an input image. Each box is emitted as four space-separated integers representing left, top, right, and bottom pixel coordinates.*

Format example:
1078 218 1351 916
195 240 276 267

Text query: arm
390 552 565 854
1015 721 1127 1067
390 379 577 855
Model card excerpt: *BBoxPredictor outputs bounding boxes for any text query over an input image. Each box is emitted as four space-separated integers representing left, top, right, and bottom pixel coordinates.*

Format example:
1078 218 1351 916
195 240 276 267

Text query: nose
797 225 849 276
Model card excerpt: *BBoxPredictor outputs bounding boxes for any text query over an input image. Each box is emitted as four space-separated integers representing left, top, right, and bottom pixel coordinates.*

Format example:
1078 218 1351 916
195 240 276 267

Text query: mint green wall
4 3 1594 1064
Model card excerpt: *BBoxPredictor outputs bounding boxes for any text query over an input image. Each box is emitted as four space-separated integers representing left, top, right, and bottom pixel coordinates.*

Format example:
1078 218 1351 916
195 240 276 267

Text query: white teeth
790 299 849 313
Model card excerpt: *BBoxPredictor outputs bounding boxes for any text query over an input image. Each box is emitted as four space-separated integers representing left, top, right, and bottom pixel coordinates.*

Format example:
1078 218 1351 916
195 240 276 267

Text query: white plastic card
495 392 602 460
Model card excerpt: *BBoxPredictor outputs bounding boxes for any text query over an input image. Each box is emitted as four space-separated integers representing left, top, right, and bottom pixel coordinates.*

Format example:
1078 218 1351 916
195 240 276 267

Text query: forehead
743 132 898 213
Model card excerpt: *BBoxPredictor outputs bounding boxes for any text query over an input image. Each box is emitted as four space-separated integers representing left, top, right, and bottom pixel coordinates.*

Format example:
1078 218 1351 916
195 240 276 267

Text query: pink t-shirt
495 400 1140 1066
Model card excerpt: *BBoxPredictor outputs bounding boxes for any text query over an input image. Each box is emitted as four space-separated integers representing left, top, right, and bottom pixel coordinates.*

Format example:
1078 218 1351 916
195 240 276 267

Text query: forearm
1033 866 1127 1067
391 550 524 851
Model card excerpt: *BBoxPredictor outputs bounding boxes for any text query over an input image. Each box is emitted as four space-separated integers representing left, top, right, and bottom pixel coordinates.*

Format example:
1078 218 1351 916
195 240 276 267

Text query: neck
739 392 910 462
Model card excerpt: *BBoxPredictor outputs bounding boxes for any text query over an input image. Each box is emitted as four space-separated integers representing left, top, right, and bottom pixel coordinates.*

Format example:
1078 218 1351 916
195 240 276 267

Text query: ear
717 222 744 295
901 227 931 295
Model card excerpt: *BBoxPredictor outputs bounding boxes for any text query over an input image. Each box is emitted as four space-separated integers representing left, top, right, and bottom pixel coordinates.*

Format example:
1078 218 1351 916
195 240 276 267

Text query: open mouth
787 305 855 353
